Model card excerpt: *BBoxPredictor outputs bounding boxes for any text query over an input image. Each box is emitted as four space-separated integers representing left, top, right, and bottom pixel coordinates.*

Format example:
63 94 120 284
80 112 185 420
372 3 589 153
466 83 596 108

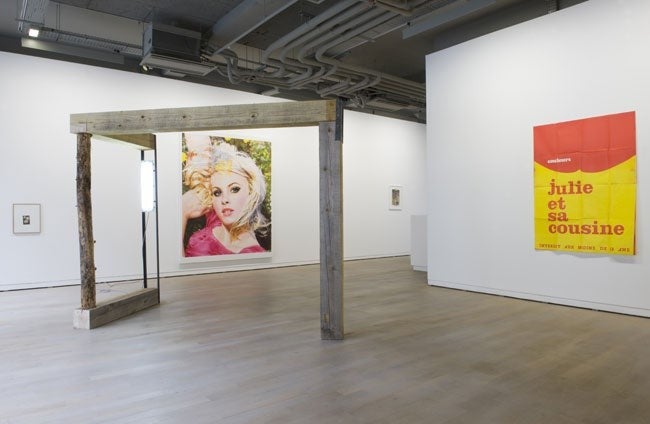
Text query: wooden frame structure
72 133 160 329
70 99 345 339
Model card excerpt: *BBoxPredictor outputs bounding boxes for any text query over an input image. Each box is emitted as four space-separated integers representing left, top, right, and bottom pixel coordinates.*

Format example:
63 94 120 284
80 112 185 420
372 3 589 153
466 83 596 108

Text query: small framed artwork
13 203 41 234
389 185 402 210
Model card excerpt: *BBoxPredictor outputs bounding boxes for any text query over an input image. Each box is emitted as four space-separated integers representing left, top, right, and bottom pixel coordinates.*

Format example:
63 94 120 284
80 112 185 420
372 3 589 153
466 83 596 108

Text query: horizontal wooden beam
70 100 337 135
73 288 159 329
91 133 156 150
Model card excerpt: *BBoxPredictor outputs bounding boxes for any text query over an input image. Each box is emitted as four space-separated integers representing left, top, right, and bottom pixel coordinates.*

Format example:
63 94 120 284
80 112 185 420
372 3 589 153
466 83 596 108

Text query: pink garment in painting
185 210 265 257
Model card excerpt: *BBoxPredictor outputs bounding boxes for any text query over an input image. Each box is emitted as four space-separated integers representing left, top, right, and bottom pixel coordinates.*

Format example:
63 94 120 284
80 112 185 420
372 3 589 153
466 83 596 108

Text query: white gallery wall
426 0 650 316
0 51 425 290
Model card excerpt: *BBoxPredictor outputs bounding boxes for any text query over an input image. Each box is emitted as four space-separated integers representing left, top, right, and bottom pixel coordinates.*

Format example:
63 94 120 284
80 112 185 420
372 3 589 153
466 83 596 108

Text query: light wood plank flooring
2 256 650 423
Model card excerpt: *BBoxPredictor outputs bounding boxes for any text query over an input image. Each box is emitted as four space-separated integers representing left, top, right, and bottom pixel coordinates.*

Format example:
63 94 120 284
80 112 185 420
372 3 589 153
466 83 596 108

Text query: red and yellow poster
534 111 636 255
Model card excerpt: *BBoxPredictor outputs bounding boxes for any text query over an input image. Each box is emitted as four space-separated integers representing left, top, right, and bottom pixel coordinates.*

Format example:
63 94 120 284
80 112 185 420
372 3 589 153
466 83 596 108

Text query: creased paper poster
534 111 636 255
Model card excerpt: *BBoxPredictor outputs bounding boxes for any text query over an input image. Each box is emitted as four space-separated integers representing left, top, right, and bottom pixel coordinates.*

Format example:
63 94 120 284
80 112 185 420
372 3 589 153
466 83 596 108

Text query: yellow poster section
534 156 636 255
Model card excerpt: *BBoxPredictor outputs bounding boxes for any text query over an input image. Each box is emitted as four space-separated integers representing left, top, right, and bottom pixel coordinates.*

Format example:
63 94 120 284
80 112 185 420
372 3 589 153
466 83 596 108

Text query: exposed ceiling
0 0 587 123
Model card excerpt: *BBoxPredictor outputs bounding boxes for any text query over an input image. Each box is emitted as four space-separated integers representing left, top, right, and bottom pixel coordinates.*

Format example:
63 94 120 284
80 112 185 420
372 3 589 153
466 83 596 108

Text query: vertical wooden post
319 100 344 340
77 133 96 309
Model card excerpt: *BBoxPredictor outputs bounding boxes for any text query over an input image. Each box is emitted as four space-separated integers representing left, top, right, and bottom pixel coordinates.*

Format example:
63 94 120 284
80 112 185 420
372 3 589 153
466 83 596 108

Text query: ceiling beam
403 0 496 39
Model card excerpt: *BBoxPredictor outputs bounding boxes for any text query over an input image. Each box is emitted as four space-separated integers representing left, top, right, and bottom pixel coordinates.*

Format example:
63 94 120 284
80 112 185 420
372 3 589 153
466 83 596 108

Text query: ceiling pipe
208 0 300 58
317 77 352 96
210 43 320 88
293 6 387 66
310 11 396 94
321 0 435 57
375 0 416 15
243 0 367 78
377 75 426 92
287 6 388 87
219 50 244 84
291 2 430 94
286 66 323 85
253 2 369 82
211 0 429 111
309 9 428 98
376 0 410 8
308 0 431 94
252 1 381 91
214 49 307 90
275 2 373 82
372 79 425 101
261 0 361 64
277 2 372 63
283 0 426 102
403 0 496 39
334 75 380 97
291 66 337 88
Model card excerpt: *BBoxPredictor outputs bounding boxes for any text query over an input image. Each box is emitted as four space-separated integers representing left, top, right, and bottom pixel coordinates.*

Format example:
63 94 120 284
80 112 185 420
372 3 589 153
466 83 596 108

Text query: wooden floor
2 256 650 423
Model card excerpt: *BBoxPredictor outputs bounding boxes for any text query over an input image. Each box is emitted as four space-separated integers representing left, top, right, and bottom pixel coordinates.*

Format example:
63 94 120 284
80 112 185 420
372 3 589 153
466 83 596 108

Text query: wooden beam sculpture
319 101 344 340
72 132 160 329
76 133 96 310
70 100 344 338
70 100 336 134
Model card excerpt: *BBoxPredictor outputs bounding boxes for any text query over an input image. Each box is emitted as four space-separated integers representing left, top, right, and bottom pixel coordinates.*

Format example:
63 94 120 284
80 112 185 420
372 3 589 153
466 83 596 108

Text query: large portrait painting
181 133 272 259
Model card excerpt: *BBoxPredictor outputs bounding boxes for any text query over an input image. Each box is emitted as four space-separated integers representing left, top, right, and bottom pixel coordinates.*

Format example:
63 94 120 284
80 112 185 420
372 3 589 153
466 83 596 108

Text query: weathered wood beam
319 100 344 340
73 288 159 329
70 100 337 135
77 133 96 310
91 133 156 150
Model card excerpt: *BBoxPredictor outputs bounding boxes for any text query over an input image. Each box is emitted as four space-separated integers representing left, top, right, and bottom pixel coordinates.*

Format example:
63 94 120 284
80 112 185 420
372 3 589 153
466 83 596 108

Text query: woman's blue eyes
231 186 240 194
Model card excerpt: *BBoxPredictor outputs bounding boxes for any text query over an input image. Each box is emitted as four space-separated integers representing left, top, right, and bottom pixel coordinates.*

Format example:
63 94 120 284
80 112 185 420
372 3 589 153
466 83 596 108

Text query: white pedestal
410 215 427 272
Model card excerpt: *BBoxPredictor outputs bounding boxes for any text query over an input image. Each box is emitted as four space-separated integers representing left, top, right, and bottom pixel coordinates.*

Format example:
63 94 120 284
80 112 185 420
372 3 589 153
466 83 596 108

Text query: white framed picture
13 203 41 234
389 185 402 210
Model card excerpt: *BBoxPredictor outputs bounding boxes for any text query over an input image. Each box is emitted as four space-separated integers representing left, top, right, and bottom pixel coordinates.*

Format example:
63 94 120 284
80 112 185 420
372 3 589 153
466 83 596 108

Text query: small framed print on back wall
389 185 402 210
13 203 41 234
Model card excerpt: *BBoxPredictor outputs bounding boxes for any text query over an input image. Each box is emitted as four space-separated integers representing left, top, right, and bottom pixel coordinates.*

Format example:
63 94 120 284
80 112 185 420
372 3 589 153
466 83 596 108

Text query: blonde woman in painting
182 133 214 206
182 137 269 256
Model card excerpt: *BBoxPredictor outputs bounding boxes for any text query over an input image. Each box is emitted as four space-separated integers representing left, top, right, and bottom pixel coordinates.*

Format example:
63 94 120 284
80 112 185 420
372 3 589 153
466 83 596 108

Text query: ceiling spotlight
28 28 40 38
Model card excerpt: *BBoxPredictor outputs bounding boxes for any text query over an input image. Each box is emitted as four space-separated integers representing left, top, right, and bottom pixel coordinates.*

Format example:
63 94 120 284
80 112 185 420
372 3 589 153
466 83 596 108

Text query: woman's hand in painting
182 189 211 221
181 188 212 239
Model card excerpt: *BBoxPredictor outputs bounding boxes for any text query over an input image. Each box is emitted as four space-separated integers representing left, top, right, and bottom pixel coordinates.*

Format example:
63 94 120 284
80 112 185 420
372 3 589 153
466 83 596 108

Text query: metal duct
206 0 433 116
17 0 49 32
38 27 142 56
208 0 301 56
